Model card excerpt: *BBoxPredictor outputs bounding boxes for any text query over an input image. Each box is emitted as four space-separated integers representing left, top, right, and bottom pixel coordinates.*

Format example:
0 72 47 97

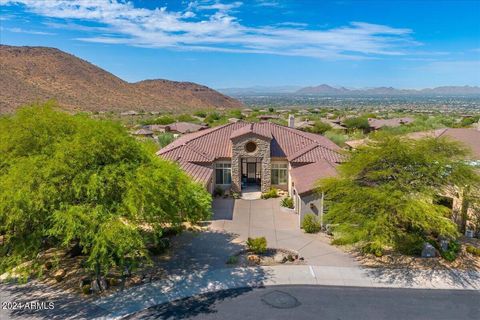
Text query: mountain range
0 45 242 113
220 84 480 96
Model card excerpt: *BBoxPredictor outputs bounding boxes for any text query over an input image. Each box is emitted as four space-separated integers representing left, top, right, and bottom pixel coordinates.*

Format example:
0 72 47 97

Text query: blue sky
1 0 479 89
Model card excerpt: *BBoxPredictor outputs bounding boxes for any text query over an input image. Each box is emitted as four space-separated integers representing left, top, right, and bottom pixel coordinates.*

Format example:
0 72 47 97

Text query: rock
439 239 450 252
99 277 108 291
274 253 285 263
421 243 437 258
91 279 101 293
125 275 142 287
299 257 304 261
247 254 261 265
106 276 120 287
53 269 66 282
465 229 474 238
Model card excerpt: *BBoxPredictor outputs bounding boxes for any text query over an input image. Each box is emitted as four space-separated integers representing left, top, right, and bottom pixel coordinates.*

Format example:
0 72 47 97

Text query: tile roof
157 121 344 188
178 161 213 186
291 160 338 195
407 128 480 159
166 122 208 134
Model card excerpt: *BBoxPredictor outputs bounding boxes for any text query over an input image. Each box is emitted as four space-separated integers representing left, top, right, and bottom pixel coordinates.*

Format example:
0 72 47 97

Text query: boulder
125 275 142 287
247 254 261 265
99 277 108 291
53 269 66 282
274 253 285 263
439 239 450 252
421 243 437 258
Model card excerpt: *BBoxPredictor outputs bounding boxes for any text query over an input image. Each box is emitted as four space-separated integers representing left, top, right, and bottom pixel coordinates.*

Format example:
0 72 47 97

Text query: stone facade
230 133 271 193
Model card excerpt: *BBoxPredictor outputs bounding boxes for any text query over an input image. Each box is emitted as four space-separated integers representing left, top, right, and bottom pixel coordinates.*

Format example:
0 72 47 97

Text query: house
367 117 414 131
133 128 154 138
257 114 281 120
165 122 208 134
157 121 344 225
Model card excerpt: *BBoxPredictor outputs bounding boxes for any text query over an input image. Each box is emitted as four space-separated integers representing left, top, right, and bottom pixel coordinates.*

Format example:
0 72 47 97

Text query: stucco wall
230 133 271 192
297 190 323 227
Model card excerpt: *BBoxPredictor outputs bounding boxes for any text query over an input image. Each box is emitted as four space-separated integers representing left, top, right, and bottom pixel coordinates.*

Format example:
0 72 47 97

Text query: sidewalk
93 265 480 319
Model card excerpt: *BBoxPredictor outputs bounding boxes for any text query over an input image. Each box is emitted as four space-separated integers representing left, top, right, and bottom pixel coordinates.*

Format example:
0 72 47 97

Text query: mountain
296 84 350 95
296 84 480 96
0 45 242 113
219 85 302 95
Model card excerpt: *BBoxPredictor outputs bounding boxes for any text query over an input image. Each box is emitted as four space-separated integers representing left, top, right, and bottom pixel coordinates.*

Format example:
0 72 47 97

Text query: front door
247 163 256 183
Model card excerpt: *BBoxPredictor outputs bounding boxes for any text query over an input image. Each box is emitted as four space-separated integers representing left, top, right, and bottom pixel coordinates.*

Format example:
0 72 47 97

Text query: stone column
231 155 241 192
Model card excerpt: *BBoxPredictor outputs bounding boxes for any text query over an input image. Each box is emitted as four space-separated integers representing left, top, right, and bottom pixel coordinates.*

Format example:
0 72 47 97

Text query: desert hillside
0 45 242 113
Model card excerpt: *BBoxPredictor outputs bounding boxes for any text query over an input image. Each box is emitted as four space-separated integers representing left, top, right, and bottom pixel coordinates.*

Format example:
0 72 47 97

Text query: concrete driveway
208 198 358 267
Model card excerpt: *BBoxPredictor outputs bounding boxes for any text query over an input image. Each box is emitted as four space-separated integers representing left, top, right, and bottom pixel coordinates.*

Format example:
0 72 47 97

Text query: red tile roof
178 161 213 186
407 128 480 159
291 160 338 195
157 121 344 187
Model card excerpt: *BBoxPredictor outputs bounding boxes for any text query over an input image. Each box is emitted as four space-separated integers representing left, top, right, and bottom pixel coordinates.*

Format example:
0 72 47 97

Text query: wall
297 190 324 227
230 133 271 192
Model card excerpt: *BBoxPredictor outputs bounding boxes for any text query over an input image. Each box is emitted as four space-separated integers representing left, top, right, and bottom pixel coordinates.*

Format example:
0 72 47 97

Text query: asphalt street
124 285 480 320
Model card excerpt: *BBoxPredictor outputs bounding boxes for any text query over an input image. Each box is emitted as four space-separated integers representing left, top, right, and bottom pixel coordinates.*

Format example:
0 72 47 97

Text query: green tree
318 136 478 256
306 121 331 134
343 117 370 131
0 103 211 276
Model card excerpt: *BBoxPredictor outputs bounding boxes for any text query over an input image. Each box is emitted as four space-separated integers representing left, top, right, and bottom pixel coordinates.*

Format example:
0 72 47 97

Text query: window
245 141 257 153
271 163 288 185
215 163 232 185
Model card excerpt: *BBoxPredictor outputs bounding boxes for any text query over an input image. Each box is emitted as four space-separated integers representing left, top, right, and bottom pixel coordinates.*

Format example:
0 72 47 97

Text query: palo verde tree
0 102 211 276
318 135 479 256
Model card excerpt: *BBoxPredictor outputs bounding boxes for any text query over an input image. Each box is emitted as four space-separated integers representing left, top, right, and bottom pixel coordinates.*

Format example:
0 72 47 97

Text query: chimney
288 114 295 128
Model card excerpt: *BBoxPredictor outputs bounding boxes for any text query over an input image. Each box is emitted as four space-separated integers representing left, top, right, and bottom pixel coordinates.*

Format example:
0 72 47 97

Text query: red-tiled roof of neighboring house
407 128 480 159
157 121 344 189
291 160 338 195
368 117 414 130
166 122 208 134
133 128 154 136
178 161 213 186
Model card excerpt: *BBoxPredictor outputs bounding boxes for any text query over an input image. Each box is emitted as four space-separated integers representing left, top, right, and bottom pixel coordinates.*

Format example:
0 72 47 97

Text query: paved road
124 285 480 320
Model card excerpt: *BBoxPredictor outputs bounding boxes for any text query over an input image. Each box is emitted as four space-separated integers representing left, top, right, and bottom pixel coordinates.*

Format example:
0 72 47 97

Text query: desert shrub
466 245 480 256
226 256 239 265
261 188 278 199
281 197 294 209
213 186 224 197
396 234 425 256
440 241 460 262
246 237 267 254
301 214 321 233
176 114 196 122
194 111 207 118
157 132 175 147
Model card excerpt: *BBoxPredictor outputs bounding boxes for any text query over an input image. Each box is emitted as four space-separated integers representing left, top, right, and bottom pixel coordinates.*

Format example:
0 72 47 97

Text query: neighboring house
367 117 414 131
257 114 281 120
133 128 154 138
157 121 344 225
165 122 209 134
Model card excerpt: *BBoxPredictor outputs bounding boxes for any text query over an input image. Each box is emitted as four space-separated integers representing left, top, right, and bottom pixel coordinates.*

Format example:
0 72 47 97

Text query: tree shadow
122 287 257 320
93 230 271 318
211 198 235 221
0 281 106 319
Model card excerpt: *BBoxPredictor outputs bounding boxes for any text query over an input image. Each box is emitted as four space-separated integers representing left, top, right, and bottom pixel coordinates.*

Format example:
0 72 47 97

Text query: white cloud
1 0 419 59
2 26 55 35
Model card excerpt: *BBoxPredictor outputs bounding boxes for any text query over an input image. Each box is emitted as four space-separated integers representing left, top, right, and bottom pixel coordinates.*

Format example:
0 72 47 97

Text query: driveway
208 198 358 267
